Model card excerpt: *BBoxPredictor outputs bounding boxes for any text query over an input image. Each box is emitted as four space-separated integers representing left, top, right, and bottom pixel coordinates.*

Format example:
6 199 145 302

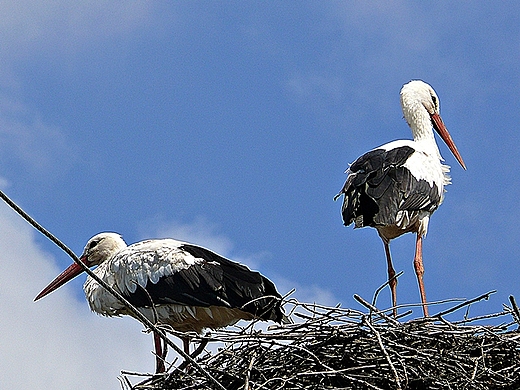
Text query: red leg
413 234 429 317
383 240 398 317
183 336 190 355
181 336 192 372
153 331 166 374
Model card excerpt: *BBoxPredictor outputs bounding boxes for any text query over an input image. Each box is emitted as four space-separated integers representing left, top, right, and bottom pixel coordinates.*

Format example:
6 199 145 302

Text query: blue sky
1 2 519 388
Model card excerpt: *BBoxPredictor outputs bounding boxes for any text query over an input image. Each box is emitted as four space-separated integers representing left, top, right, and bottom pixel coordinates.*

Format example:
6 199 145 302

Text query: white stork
335 80 466 317
35 232 284 373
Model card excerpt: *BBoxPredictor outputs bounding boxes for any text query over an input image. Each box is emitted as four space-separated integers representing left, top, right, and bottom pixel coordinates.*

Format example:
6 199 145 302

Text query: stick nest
122 292 520 390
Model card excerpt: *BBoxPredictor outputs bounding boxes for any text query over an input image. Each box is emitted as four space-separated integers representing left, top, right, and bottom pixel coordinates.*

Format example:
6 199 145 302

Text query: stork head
34 232 127 301
400 80 466 170
80 232 127 266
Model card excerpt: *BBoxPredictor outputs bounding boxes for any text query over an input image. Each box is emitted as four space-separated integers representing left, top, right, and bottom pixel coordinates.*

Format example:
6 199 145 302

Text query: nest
121 292 520 390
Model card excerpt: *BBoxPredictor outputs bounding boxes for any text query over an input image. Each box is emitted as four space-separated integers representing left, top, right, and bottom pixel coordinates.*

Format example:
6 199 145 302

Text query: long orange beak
431 112 466 170
34 256 89 301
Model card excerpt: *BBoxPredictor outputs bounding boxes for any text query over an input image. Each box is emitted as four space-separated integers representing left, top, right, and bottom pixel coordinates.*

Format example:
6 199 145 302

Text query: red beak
431 112 466 170
34 256 89 301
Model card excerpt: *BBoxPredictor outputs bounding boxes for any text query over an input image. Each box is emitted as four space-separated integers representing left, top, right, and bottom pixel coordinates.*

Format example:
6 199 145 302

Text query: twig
372 270 404 307
117 374 133 390
353 294 400 326
452 310 510 325
363 316 402 390
243 352 256 390
509 295 520 326
432 290 497 318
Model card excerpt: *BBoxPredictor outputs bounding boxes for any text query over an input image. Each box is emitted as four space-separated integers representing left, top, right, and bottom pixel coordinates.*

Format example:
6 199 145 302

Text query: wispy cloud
0 1 154 61
0 96 78 177
286 73 345 102
0 2 160 180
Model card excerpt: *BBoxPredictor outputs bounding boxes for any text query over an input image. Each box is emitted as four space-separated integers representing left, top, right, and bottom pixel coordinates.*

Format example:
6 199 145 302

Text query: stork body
335 80 466 317
35 232 284 372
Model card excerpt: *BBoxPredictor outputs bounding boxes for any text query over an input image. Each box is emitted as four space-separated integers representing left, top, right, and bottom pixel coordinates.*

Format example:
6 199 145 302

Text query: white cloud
0 176 10 190
0 201 154 390
275 277 341 308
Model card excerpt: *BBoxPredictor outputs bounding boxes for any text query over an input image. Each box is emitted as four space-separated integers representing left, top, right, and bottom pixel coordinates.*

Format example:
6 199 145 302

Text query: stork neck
408 111 432 139
401 92 436 143
412 128 442 159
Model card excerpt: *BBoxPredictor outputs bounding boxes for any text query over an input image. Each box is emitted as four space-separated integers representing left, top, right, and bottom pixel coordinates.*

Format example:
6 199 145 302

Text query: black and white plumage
335 80 466 317
35 232 284 372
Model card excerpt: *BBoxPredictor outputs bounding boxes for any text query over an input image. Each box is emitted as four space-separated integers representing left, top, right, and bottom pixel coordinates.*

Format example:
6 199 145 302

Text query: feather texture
83 234 283 332
336 143 447 241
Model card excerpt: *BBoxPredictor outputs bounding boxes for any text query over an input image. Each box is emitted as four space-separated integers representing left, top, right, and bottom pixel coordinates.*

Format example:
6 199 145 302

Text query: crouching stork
35 232 285 373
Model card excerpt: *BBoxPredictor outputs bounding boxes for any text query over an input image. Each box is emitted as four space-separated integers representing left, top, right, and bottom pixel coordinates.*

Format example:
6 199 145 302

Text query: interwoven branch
127 297 520 390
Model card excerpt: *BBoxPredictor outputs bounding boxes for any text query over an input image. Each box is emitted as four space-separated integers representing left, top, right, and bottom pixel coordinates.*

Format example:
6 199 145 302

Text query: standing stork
335 80 466 317
35 232 284 373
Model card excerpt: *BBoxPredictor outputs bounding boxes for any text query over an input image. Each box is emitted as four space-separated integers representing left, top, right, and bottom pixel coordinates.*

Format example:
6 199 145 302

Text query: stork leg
178 336 209 372
383 240 398 317
177 336 193 372
413 234 429 317
183 336 190 355
153 331 166 374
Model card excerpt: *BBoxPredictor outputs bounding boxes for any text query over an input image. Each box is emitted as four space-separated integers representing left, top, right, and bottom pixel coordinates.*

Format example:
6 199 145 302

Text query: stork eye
431 94 438 106
88 240 100 250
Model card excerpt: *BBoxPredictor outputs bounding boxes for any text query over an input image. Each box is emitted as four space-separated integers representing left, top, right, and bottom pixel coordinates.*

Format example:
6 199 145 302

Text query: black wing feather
337 146 441 228
123 244 283 323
